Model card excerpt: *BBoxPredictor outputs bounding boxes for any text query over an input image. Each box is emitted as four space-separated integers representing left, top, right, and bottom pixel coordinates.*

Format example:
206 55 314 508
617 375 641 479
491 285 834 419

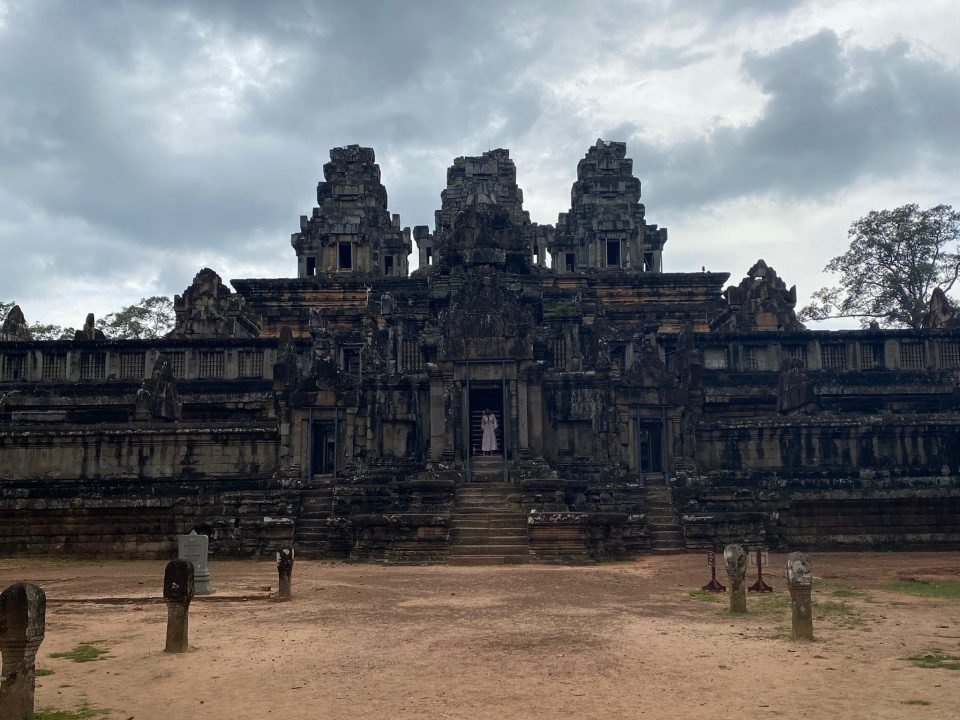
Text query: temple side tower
550 139 666 273
291 145 411 278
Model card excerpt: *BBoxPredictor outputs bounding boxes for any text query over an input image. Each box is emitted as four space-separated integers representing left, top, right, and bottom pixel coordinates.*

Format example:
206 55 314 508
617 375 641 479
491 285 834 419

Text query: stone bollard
178 531 212 594
723 544 748 614
0 582 46 720
163 560 195 653
786 552 814 640
277 548 294 601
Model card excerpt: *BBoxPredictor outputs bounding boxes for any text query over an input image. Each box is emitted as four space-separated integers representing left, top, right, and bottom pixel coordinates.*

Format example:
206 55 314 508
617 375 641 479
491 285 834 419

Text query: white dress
481 412 498 452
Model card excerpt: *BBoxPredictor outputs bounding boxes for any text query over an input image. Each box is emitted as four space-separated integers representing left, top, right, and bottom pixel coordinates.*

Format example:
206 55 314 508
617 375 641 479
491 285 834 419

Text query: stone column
786 552 814 640
277 548 294 601
0 582 46 720
723 544 748 614
163 560 195 653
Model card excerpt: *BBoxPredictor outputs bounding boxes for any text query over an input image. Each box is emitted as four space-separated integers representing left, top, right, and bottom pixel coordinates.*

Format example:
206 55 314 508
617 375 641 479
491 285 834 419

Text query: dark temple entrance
469 386 504 455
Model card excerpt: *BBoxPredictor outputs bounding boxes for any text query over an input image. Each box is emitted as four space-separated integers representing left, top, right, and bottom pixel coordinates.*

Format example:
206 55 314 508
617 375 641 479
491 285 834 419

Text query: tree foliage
2 296 174 340
102 296 175 339
28 323 76 340
799 204 960 329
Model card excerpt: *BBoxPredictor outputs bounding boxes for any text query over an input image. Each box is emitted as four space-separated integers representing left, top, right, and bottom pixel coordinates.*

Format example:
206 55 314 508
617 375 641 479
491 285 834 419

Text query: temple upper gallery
1 140 958 562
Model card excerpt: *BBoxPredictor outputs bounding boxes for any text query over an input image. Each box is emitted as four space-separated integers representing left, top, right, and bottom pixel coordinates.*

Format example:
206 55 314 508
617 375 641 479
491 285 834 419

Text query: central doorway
468 385 504 456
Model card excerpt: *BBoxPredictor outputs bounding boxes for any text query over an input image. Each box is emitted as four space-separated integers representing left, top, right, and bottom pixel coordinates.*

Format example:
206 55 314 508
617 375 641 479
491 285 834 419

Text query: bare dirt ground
2 551 959 720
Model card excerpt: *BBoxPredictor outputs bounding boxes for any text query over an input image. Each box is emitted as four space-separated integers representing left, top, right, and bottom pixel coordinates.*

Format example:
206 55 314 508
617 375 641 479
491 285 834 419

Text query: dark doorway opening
311 422 337 476
565 252 576 272
338 242 353 270
606 239 621 267
469 386 504 456
637 423 663 474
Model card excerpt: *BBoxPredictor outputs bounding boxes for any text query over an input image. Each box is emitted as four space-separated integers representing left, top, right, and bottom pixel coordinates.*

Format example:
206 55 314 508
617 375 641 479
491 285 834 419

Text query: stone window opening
42 353 67 380
338 242 353 271
118 352 145 379
399 339 423 373
160 352 186 378
899 342 924 369
606 239 621 267
306 256 316 276
2 353 27 381
938 341 960 369
239 350 264 378
80 352 106 380
859 343 882 370
384 255 394 276
643 252 654 272
198 351 225 379
533 245 540 265
820 344 847 370
703 348 727 370
565 253 576 273
426 247 433 266
782 344 807 367
744 346 767 371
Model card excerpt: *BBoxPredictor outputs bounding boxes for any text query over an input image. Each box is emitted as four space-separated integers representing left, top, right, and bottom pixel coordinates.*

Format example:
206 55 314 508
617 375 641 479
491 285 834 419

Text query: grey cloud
1 1 956 324
624 30 960 213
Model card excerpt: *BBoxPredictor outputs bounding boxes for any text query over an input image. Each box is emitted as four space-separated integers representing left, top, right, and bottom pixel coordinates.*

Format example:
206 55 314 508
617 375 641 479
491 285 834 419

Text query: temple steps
293 483 334 557
448 481 530 566
643 475 685 552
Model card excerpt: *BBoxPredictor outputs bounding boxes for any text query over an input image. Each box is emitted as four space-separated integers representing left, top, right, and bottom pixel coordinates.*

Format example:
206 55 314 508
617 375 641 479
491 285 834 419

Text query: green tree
799 204 960 329
28 323 76 340
102 296 175 339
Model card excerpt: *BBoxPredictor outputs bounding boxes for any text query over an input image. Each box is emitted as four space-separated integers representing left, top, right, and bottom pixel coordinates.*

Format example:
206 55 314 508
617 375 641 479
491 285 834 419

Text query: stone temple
1 140 959 563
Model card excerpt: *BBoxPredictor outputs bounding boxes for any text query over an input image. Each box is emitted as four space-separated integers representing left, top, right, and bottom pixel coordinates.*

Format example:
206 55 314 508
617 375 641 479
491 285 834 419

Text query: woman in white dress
481 409 498 455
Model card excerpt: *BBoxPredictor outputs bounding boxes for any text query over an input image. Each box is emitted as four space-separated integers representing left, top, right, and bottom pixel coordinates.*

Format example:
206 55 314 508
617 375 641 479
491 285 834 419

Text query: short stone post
0 582 46 720
178 530 212 594
723 544 748 614
277 548 294 601
163 560 194 653
786 552 814 640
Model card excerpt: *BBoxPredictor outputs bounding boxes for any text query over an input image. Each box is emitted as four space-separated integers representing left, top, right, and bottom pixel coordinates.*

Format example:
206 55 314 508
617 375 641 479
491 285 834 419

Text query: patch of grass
887 579 960 599
49 642 110 663
816 600 865 628
830 585 866 598
688 589 723 602
35 667 55 677
907 651 960 671
902 699 931 706
32 702 108 720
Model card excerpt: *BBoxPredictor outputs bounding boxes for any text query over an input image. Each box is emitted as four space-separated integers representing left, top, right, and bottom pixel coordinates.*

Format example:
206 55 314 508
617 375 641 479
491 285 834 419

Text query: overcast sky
2 0 958 329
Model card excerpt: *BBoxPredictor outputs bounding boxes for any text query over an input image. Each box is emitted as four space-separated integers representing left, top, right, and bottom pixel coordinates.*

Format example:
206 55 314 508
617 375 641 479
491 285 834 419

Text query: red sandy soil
2 552 959 720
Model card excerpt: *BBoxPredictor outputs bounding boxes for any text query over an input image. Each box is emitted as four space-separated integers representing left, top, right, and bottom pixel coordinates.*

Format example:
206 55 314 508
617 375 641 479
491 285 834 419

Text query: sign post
748 547 773 592
701 550 727 592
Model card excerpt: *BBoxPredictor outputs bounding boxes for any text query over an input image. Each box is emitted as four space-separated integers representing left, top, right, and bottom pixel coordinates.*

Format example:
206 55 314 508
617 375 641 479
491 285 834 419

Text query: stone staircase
643 473 685 553
449 457 529 565
293 483 334 557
